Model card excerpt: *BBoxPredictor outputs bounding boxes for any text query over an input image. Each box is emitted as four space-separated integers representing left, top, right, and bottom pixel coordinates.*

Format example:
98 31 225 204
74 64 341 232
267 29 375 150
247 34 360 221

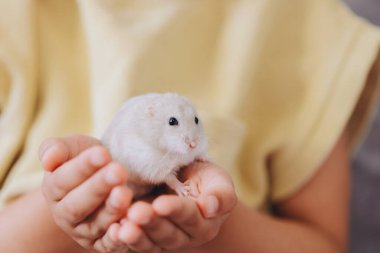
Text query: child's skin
39 134 236 253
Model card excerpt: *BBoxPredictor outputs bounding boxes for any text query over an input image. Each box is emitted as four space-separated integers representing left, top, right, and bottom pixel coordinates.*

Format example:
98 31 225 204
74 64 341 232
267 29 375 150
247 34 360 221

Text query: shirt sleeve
0 2 39 209
0 1 91 209
269 13 380 201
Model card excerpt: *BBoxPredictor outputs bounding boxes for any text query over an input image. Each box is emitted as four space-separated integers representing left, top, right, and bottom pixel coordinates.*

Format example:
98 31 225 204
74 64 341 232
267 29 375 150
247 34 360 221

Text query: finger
75 185 132 240
142 217 190 250
55 162 127 225
39 140 71 172
183 162 237 218
152 195 205 238
153 195 222 244
127 201 189 250
118 220 161 253
42 146 112 202
39 134 101 172
197 166 237 218
93 223 127 253
127 201 155 225
93 185 132 228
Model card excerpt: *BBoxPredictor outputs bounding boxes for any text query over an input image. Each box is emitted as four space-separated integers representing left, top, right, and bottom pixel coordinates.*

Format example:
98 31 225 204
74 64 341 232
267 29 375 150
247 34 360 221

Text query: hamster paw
166 176 192 197
165 175 200 197
175 184 191 197
182 180 200 197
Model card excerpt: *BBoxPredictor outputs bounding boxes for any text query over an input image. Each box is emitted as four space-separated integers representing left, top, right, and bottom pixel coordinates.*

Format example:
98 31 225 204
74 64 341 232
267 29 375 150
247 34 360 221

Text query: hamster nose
185 137 197 149
189 141 197 149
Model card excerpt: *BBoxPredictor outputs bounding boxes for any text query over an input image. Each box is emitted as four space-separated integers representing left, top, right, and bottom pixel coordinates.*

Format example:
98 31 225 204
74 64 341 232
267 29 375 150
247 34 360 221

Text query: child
1 0 379 252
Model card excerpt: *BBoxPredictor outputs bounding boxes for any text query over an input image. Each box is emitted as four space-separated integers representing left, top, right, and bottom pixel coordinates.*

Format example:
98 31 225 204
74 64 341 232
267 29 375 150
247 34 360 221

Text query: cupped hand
118 161 237 253
39 134 132 253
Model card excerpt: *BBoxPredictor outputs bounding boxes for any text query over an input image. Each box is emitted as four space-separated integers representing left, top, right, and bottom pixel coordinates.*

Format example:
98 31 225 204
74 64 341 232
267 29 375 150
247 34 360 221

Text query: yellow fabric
0 0 379 209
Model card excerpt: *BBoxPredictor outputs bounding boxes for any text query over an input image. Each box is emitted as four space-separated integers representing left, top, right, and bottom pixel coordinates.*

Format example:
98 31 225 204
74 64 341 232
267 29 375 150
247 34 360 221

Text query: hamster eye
195 116 199 125
168 117 179 126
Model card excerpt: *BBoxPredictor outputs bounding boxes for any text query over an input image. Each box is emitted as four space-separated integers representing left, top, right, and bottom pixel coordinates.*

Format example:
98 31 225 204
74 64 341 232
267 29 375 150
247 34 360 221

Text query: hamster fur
101 93 208 198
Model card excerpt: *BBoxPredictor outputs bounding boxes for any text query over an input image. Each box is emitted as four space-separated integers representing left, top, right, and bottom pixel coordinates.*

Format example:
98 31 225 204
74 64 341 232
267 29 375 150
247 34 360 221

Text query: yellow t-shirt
0 0 379 209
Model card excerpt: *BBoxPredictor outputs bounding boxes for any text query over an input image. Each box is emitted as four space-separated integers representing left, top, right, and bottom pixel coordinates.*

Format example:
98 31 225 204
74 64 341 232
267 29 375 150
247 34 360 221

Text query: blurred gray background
342 0 380 252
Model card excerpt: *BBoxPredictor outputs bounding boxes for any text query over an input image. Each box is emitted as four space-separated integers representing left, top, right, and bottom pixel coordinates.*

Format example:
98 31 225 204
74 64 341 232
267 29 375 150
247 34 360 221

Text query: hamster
101 93 208 198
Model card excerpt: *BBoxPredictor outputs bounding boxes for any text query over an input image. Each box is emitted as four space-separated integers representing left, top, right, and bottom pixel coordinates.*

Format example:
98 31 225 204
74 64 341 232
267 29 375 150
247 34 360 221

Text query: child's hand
39 134 132 253
117 162 237 253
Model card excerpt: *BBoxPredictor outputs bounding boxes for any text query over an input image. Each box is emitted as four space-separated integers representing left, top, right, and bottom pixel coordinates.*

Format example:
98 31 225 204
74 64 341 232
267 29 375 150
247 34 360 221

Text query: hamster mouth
174 145 195 155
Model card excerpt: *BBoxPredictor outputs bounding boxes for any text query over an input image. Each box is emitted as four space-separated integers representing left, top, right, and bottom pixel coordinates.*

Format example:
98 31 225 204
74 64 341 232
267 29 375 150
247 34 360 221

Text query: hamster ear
144 105 155 117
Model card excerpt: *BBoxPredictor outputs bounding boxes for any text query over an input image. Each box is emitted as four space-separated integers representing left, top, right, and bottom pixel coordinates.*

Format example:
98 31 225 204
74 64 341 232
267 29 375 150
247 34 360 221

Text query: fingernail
39 146 50 162
90 148 108 166
108 223 120 242
137 214 152 225
106 169 121 184
41 146 59 171
109 191 122 208
40 146 53 164
205 196 219 218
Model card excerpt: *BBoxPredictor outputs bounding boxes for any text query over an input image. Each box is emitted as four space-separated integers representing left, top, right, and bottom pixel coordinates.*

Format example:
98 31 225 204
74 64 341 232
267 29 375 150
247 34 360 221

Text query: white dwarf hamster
101 93 208 198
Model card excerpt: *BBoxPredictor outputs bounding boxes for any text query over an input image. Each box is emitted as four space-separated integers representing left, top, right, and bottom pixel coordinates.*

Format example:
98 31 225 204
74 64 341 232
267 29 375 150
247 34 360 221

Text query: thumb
196 195 220 218
39 134 101 172
196 174 237 218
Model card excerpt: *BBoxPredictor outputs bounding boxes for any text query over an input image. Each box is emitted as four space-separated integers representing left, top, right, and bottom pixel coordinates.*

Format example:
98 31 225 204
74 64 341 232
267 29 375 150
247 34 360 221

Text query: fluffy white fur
102 93 208 197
